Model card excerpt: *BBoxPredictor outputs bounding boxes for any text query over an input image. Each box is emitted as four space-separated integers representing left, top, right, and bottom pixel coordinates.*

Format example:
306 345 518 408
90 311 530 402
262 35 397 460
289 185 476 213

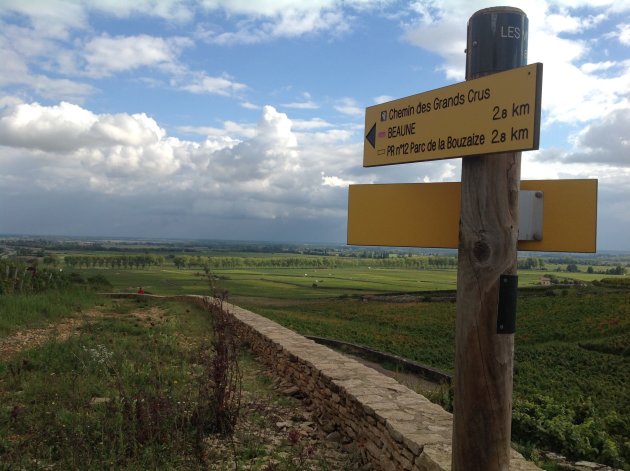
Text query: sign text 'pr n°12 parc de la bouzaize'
363 63 543 167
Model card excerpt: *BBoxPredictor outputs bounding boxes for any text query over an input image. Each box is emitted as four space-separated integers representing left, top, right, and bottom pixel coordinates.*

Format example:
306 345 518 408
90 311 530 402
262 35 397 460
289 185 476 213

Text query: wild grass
0 296 356 470
1 298 203 469
0 288 103 336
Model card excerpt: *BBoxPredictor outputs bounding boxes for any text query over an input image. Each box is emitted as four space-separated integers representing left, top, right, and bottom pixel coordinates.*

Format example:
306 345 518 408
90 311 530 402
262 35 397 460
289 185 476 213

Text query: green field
71 264 625 301
73 266 459 297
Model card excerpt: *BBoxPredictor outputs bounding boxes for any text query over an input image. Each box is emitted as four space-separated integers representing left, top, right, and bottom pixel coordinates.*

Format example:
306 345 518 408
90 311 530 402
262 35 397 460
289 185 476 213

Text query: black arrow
366 123 376 149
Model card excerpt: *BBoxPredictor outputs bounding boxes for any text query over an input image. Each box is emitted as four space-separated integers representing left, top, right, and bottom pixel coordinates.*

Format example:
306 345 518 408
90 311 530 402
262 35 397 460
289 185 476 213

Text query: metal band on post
466 7 528 79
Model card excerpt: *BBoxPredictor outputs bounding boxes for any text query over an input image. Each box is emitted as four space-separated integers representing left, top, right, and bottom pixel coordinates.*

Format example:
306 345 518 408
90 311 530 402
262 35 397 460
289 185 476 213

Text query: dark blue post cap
466 6 528 79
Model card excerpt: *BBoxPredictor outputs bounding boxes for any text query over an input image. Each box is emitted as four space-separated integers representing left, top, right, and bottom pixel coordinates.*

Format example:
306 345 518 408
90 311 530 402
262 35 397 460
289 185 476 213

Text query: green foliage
425 384 454 412
4 238 628 468
63 251 460 271
606 266 627 275
518 257 546 270
599 277 630 287
579 333 630 357
86 273 113 289
566 263 580 272
250 299 457 372
513 395 627 468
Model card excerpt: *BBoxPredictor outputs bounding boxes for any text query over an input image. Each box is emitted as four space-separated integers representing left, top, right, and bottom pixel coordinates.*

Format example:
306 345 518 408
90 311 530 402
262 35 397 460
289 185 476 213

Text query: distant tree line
63 254 165 269
546 255 630 268
567 264 626 275
588 265 626 275
42 252 630 274
594 277 630 287
54 253 459 270
188 255 458 270
517 257 546 270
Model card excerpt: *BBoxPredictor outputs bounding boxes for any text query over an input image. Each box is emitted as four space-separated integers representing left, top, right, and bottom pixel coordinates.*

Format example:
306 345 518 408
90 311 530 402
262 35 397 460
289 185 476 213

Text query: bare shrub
193 293 242 444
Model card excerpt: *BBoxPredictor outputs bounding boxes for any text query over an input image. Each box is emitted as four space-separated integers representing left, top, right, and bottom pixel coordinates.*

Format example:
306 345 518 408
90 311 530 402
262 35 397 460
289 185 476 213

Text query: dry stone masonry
176 295 540 471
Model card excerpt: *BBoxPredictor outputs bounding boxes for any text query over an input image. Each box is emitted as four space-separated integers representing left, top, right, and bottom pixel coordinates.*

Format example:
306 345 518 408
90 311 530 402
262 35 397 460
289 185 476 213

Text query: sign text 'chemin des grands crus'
364 63 542 166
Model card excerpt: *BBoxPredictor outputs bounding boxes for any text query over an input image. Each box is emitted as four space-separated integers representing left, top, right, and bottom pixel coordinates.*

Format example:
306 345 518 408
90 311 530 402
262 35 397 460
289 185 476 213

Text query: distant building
539 276 552 286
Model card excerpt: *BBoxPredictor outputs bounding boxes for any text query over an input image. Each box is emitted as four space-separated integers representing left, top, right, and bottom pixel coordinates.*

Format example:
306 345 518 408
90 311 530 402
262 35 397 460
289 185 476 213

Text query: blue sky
0 0 629 250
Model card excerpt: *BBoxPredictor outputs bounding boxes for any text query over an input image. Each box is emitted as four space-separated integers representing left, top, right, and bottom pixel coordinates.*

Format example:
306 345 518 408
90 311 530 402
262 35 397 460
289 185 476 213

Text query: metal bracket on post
518 190 543 241
497 274 518 334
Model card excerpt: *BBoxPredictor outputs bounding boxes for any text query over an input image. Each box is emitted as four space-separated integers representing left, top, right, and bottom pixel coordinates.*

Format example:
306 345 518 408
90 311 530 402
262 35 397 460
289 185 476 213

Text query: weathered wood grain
452 151 520 471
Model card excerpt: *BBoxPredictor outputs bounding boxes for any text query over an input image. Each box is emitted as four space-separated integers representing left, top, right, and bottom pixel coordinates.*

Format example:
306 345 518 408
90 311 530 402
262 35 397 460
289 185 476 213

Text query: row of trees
54 253 460 270
568 264 626 275
517 257 546 270
63 254 166 269
590 265 626 275
174 255 459 270
51 253 627 273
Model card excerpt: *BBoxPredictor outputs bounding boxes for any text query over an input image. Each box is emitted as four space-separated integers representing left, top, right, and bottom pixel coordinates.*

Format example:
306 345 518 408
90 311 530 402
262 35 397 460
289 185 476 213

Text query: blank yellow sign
347 179 597 253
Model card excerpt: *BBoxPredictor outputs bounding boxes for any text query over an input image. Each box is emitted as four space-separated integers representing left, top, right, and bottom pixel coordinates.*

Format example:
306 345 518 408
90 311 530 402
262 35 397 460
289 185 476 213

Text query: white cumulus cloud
0 101 364 216
335 97 363 116
617 23 630 45
196 0 386 44
83 34 192 77
0 102 166 152
178 72 247 96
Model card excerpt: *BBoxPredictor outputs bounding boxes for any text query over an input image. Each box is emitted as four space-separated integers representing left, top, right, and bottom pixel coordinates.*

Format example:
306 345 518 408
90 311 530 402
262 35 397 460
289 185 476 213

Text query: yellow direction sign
364 63 542 167
347 179 597 253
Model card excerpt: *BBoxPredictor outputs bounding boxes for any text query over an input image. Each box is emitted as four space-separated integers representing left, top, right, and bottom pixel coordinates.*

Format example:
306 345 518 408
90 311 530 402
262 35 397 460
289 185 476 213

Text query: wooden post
452 7 528 471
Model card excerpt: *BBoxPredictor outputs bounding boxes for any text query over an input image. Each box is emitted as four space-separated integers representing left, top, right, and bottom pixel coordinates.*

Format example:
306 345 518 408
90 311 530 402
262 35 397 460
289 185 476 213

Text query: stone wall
183 295 540 471
120 294 540 470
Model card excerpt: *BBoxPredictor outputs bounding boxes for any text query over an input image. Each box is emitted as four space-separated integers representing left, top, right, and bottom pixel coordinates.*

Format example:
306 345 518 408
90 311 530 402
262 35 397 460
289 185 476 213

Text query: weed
187 293 243 469
426 383 454 412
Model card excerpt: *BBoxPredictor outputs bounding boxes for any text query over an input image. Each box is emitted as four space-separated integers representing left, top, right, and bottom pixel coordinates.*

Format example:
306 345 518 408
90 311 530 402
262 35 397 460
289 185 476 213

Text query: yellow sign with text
364 63 542 166
347 179 597 253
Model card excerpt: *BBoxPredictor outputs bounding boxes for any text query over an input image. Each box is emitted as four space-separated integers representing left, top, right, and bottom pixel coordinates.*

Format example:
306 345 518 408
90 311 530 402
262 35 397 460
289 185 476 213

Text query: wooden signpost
347 6 598 471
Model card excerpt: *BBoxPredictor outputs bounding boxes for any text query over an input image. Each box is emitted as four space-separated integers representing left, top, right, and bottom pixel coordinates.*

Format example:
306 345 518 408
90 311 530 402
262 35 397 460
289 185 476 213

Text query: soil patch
0 309 103 359
0 306 174 360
